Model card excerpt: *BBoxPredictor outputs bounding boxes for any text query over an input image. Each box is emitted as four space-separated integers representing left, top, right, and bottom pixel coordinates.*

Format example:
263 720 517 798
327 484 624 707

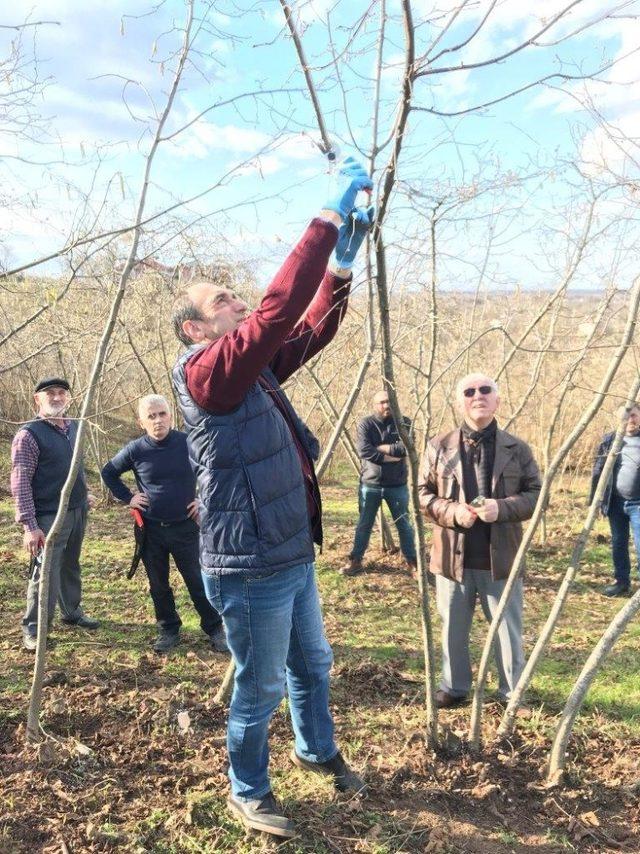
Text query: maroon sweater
184 218 351 541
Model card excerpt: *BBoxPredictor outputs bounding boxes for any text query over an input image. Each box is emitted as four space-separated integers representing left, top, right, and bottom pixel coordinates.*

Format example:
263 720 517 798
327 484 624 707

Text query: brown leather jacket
418 426 541 582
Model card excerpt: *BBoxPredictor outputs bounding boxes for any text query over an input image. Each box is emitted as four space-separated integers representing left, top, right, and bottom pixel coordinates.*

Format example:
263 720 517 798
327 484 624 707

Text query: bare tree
547 586 640 782
369 0 440 745
468 277 640 750
498 371 640 739
26 0 196 743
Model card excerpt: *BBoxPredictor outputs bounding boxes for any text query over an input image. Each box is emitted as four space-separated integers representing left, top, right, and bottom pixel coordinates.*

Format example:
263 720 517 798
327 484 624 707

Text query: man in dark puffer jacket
171 158 373 838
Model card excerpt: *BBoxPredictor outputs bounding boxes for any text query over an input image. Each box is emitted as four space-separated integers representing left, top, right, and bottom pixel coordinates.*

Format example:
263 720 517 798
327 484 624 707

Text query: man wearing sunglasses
418 373 541 709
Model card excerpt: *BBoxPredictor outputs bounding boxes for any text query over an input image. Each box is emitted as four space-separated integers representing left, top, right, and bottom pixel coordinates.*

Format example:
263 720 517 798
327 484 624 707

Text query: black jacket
356 414 411 487
590 431 616 514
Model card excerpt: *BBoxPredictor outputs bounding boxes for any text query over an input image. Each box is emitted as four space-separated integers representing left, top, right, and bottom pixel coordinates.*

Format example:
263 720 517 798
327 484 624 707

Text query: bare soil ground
1 479 639 853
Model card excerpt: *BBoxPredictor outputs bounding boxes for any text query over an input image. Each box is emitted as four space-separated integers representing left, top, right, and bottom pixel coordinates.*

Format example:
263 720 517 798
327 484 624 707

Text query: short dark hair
171 291 204 346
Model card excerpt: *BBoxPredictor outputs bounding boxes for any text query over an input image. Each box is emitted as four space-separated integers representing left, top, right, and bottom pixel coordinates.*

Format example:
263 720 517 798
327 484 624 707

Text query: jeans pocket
246 569 281 583
202 572 222 612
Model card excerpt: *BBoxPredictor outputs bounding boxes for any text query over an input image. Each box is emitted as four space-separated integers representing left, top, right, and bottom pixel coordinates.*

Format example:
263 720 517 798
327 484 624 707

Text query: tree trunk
214 660 236 706
26 0 196 743
547 587 640 783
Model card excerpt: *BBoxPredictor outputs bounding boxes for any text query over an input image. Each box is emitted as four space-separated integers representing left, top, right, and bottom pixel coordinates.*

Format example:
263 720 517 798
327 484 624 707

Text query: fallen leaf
177 710 191 733
36 741 58 764
425 827 450 853
42 670 68 688
365 822 383 840
471 782 500 800
75 741 93 756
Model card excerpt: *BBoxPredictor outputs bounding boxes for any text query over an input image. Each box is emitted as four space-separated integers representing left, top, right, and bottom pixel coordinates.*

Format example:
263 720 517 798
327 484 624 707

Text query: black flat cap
35 377 71 393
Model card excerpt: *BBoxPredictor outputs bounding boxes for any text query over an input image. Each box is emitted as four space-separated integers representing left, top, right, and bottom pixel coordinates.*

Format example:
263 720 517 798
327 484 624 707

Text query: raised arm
184 158 374 413
269 270 351 384
269 205 375 384
185 218 339 413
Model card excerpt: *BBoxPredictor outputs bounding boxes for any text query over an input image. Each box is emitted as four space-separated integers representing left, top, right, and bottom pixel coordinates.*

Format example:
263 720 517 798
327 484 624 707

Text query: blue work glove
323 156 373 221
333 205 375 269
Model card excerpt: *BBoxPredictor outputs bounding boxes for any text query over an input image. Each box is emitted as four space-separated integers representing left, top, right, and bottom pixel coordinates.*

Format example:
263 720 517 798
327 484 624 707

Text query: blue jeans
202 563 337 800
621 499 640 585
350 484 417 562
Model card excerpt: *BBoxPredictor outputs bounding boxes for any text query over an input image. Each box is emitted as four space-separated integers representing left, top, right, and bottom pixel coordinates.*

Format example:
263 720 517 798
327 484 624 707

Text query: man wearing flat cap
10 378 99 651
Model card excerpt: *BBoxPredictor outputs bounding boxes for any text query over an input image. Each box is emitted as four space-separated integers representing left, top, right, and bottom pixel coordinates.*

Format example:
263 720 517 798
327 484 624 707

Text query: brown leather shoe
435 689 468 709
340 558 363 577
406 559 417 575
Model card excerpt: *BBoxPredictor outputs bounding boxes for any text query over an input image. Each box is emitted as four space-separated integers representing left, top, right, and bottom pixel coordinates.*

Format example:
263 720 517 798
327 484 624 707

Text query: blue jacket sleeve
101 444 136 504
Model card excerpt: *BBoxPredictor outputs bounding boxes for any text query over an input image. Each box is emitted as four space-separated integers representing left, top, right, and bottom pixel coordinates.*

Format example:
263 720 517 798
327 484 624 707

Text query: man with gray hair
11 377 99 651
101 394 227 653
418 373 541 708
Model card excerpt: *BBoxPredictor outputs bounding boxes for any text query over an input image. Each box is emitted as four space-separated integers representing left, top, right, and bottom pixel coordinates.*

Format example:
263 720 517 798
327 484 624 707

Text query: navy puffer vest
22 419 87 517
173 349 318 576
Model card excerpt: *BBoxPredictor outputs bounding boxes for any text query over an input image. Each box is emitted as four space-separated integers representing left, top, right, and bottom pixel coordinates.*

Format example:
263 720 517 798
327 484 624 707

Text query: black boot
227 791 295 838
602 581 631 597
153 629 180 653
208 624 229 654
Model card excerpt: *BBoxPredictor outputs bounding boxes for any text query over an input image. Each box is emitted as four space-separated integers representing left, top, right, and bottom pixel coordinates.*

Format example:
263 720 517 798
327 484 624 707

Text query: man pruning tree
172 157 373 837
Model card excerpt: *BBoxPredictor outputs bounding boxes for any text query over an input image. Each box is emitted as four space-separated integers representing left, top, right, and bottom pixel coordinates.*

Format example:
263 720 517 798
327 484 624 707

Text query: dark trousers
141 518 222 635
608 497 636 586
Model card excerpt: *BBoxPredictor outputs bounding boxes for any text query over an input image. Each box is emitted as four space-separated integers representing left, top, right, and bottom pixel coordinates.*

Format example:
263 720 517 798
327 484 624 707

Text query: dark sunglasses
463 385 494 398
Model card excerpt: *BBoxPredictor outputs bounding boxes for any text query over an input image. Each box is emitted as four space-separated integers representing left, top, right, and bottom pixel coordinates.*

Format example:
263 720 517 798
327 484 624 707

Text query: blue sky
1 0 639 291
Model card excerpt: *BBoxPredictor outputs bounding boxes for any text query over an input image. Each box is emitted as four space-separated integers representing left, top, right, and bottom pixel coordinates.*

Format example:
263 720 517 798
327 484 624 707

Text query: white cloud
414 0 627 45
525 12 640 130
234 154 283 177
580 110 640 177
168 121 321 167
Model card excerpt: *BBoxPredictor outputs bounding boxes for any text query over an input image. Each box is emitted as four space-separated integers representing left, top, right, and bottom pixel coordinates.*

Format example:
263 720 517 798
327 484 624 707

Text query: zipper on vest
241 464 263 540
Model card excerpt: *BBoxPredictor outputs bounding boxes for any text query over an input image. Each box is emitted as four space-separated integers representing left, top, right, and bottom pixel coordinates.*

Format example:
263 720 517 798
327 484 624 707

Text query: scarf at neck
460 419 497 501
461 418 497 446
